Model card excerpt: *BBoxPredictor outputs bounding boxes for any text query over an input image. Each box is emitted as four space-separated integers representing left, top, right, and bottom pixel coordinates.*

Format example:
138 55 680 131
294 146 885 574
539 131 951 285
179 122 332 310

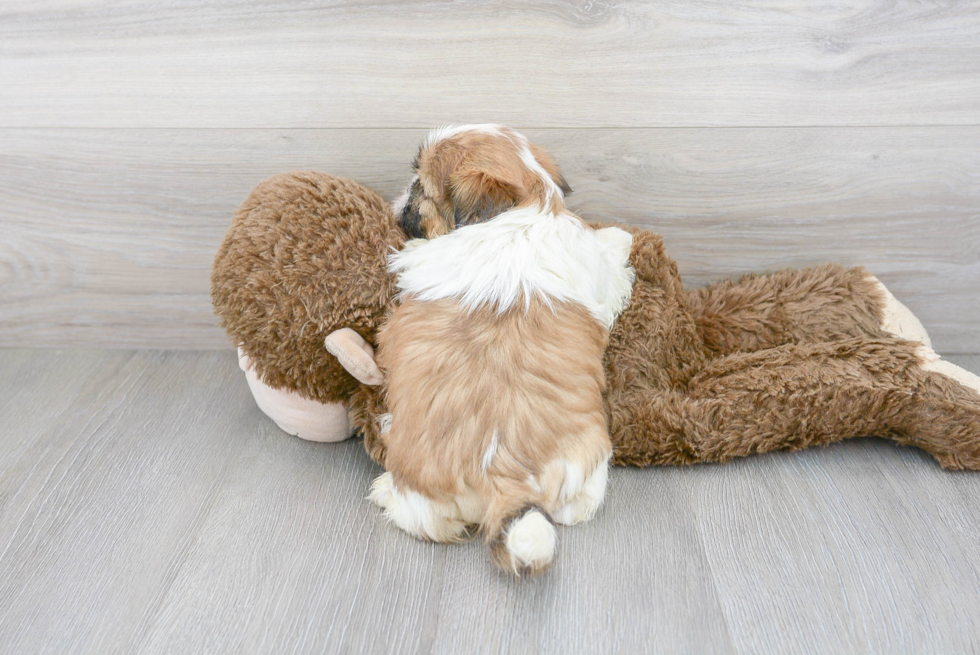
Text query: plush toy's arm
588 218 930 356
325 328 384 386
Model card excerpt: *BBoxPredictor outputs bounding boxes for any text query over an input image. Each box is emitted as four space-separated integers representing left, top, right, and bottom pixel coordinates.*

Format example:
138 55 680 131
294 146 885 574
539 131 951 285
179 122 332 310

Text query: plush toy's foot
915 346 980 397
903 346 980 470
238 348 354 443
868 276 932 348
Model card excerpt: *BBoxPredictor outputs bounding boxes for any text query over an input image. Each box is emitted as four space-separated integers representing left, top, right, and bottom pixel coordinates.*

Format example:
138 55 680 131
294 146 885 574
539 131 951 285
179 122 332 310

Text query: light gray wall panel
1 1 978 128
2 127 977 351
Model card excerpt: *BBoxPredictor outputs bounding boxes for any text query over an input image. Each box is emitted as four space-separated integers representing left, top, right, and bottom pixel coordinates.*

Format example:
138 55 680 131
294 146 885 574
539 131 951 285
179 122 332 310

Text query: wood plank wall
1 1 978 351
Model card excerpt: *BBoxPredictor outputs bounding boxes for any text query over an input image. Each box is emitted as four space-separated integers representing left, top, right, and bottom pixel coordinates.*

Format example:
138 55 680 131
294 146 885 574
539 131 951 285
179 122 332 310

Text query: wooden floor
1 349 979 654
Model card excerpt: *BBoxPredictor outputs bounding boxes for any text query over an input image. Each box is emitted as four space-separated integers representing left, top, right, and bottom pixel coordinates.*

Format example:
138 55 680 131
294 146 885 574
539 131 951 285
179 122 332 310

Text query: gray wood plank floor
1 349 979 654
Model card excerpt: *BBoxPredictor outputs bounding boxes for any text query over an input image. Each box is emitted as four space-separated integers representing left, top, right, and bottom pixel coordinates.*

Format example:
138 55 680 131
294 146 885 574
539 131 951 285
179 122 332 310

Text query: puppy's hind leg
551 453 611 526
369 472 468 542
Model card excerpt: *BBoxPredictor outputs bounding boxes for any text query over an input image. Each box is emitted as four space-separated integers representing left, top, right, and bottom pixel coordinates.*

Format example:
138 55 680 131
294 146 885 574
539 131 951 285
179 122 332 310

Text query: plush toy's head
212 172 404 406
392 124 572 239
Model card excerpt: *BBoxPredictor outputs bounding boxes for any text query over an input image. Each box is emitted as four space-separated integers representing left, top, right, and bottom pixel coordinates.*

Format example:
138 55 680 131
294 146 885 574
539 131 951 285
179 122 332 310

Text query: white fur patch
481 430 499 474
506 510 556 570
553 453 610 526
514 136 563 203
558 459 585 503
389 207 635 328
368 472 466 542
390 175 416 216
423 123 504 149
376 412 393 435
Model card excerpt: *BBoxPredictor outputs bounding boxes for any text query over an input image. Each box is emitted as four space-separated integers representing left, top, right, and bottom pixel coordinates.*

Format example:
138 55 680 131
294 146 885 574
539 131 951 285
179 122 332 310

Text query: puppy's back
378 295 609 498
376 207 634 572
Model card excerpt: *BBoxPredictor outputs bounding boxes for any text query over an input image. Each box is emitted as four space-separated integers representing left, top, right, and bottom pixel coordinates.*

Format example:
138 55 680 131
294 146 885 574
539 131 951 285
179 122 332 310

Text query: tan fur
399 127 569 238
376 295 612 571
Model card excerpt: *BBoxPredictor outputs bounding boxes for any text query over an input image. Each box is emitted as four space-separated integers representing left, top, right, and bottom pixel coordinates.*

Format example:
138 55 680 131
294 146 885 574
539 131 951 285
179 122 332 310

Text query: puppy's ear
529 144 572 195
449 169 522 228
397 178 426 238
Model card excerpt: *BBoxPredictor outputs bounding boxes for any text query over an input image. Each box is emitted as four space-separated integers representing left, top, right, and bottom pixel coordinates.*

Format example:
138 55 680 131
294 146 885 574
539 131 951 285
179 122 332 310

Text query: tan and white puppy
371 126 634 575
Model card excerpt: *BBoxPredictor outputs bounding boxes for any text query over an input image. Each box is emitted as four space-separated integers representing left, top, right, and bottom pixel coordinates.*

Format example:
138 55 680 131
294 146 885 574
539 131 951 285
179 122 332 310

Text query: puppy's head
392 124 572 239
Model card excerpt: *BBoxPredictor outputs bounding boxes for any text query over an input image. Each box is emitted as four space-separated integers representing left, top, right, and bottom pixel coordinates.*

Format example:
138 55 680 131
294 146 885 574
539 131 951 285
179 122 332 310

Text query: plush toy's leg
608 338 980 470
894 347 980 469
873 278 931 348
239 349 355 443
685 264 930 355
915 346 980 395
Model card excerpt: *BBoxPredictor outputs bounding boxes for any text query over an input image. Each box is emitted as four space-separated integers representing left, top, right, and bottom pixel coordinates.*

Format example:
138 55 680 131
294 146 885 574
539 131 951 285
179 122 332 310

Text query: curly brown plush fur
212 172 402 405
603 225 980 469
213 172 980 471
687 263 886 356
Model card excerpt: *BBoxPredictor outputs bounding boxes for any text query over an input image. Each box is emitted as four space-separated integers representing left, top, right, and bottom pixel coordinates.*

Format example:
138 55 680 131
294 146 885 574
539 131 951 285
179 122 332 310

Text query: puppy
370 126 635 575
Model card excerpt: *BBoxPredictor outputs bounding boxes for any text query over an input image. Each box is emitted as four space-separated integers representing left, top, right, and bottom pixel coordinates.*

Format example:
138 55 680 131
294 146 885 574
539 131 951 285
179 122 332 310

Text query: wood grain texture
1 1 979 128
425 468 734 655
686 436 980 653
0 351 258 653
0 350 978 654
2 127 978 351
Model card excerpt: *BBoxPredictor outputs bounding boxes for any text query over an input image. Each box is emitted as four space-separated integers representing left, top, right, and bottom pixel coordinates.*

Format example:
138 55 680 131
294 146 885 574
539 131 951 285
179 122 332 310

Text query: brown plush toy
212 172 396 446
213 171 980 471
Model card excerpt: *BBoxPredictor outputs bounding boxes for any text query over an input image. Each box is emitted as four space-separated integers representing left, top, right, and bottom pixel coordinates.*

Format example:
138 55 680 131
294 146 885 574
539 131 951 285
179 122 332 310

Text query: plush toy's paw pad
871 276 932 348
916 346 980 396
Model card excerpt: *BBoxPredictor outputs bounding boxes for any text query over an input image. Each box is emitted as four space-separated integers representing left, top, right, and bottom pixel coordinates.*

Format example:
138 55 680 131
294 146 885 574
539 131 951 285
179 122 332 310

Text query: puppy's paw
368 472 468 543
368 471 397 509
552 454 610 526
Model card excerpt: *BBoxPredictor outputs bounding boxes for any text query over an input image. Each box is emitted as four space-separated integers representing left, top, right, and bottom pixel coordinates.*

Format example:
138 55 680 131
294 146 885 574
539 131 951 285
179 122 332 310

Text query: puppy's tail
488 503 557 576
